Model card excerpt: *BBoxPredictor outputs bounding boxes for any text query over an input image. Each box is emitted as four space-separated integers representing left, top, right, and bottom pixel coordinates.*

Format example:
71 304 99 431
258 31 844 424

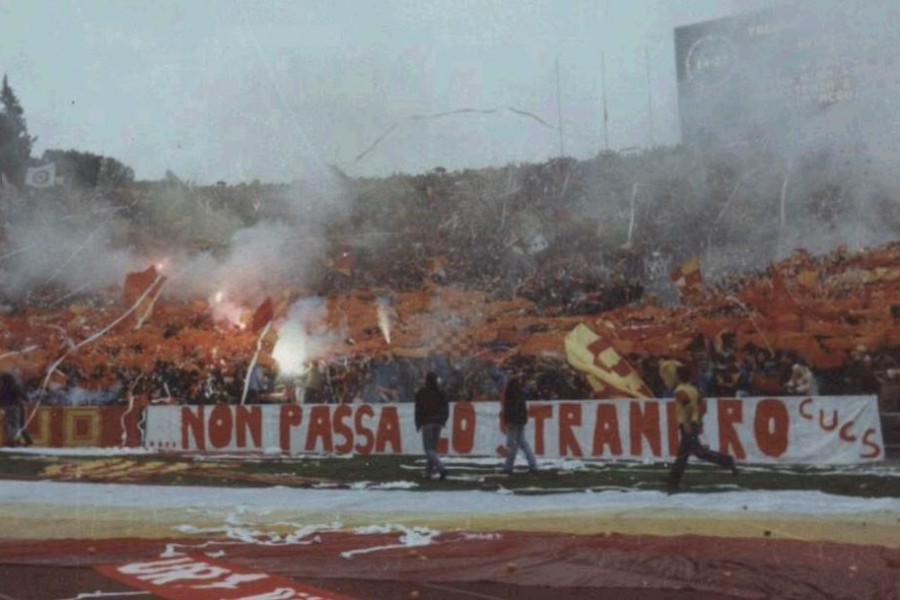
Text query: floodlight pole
556 58 565 158
645 46 655 148
602 52 609 152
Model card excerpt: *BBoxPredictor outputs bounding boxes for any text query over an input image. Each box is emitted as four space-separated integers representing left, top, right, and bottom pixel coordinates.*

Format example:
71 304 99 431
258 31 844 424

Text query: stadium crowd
2 156 899 414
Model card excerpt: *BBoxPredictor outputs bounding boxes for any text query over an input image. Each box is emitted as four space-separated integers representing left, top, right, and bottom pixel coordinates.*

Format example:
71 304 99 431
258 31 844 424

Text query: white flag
25 162 57 188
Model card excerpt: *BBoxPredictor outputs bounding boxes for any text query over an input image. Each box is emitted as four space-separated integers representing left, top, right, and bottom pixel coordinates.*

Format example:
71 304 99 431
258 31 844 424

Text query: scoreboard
674 3 900 148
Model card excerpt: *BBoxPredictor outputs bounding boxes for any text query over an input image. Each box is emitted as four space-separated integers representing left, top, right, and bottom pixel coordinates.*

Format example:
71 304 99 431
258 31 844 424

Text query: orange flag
769 268 799 315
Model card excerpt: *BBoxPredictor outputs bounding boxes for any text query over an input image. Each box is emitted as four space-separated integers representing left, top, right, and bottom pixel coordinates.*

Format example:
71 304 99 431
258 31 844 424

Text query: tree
0 75 34 186
42 149 102 187
98 156 134 188
41 149 134 188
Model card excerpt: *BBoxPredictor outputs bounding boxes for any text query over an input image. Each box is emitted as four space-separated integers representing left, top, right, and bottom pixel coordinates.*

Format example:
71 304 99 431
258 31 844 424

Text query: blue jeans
504 424 537 471
420 423 445 475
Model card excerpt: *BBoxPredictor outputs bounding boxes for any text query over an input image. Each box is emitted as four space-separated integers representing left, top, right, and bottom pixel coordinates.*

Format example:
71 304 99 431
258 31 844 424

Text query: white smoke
686 0 900 275
0 196 142 301
271 296 344 378
165 169 354 307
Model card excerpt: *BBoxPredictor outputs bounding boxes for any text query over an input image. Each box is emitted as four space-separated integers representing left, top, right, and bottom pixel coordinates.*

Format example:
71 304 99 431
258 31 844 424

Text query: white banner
24 162 56 188
144 396 885 465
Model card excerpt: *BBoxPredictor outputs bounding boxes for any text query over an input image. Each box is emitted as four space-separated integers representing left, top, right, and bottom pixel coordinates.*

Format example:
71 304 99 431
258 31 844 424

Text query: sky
0 0 779 184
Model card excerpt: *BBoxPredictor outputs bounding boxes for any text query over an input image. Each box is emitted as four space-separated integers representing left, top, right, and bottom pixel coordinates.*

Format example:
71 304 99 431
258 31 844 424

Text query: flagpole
556 57 565 158
625 182 638 248
645 46 655 148
602 52 609 152
777 155 794 259
241 320 273 406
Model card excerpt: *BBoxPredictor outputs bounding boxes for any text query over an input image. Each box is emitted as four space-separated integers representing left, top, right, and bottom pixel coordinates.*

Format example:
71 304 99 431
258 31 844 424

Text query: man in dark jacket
414 372 449 480
501 376 538 474
0 372 31 447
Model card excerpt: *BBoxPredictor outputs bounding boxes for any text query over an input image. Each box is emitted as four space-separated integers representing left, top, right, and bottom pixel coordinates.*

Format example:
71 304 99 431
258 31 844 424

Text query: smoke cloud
673 0 900 277
0 196 142 301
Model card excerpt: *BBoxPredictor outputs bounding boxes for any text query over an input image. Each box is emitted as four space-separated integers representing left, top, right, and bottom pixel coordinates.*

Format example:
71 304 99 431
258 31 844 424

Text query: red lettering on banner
665 402 680 456
96 554 357 600
452 402 475 454
182 407 205 451
819 409 838 431
798 398 873 449
375 406 401 453
558 403 583 457
754 399 788 457
839 420 857 442
717 399 746 460
629 401 661 457
208 405 232 449
592 404 622 457
354 405 375 454
235 406 261 449
861 429 882 459
799 398 814 420
531 405 553 455
333 404 354 454
279 405 302 453
306 405 333 452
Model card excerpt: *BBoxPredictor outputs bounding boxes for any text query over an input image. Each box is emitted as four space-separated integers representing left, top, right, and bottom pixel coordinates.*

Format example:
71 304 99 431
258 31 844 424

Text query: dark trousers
3 405 30 446
668 425 735 489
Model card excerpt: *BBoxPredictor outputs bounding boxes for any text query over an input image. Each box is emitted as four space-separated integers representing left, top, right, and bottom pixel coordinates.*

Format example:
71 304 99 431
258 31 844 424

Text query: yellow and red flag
670 256 702 302
565 323 654 399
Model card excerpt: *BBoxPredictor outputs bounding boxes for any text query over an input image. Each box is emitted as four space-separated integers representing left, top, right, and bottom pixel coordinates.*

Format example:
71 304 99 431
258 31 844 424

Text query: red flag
123 266 163 305
250 297 274 334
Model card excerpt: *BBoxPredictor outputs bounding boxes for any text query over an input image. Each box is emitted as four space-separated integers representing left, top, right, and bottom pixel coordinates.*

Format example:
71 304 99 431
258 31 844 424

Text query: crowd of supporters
2 154 899 412
4 239 899 411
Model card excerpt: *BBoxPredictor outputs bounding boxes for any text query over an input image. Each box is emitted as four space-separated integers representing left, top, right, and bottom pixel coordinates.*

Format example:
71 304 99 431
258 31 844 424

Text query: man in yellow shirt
667 364 738 493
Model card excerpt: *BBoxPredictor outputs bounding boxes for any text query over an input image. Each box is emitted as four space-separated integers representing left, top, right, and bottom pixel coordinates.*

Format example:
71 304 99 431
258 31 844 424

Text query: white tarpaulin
144 396 884 465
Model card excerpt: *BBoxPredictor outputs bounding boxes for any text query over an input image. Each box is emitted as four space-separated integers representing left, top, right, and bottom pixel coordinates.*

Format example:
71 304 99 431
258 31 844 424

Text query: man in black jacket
501 376 538 474
414 372 449 480
1 372 31 447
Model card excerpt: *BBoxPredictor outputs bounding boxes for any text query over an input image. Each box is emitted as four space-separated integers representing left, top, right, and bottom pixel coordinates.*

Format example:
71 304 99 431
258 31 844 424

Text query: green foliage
0 75 34 186
98 156 135 188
